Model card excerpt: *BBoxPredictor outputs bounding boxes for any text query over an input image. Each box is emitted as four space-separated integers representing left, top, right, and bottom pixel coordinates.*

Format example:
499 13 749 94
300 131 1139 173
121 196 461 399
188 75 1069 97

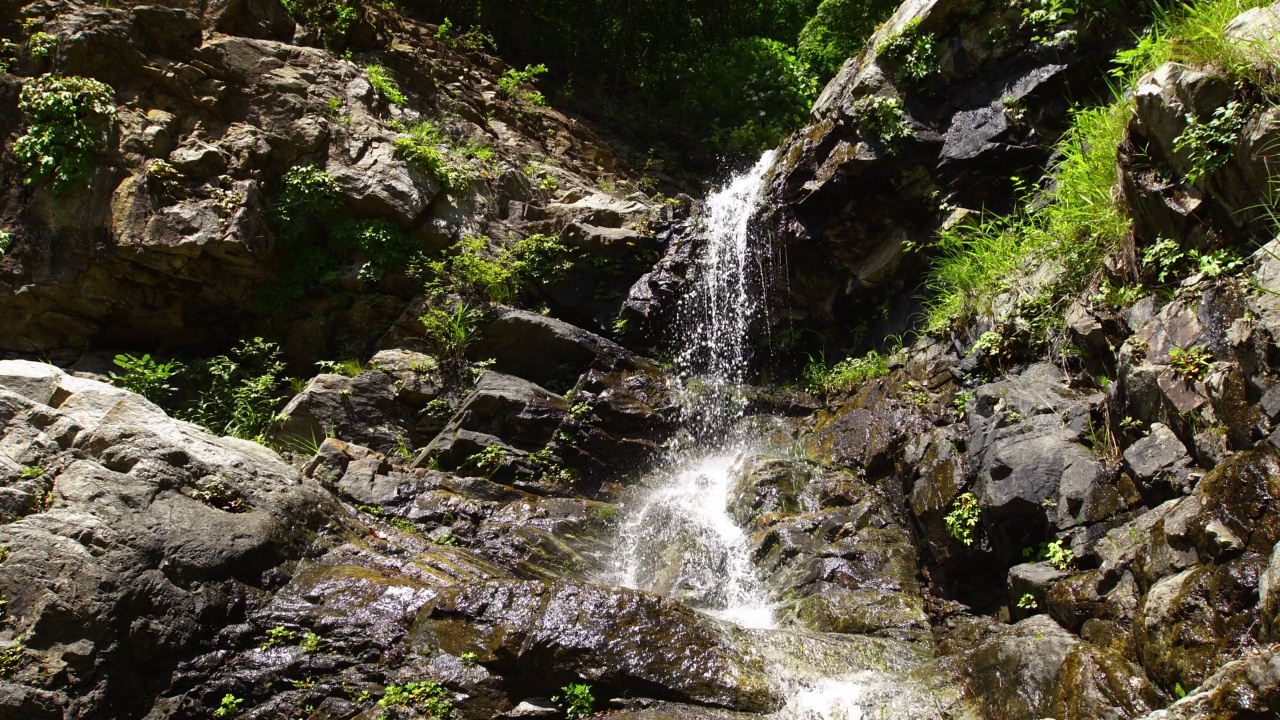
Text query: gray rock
1123 423 1193 485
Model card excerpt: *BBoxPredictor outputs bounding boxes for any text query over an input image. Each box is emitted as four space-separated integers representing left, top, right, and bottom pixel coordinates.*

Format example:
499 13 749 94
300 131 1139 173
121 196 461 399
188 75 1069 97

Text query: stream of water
610 154 958 719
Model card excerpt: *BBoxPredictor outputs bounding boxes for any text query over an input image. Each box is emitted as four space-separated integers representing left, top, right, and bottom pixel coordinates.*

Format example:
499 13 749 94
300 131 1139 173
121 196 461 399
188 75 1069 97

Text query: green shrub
0 39 19 74
281 0 360 48
259 625 296 650
0 231 11 256
1111 0 1279 87
1174 100 1250 183
798 0 899 77
1024 539 1076 570
27 31 56 62
181 338 287 442
14 74 116 192
498 63 548 105
110 353 183 403
552 683 594 720
366 64 407 105
511 233 575 285
379 680 451 718
417 235 517 302
804 350 889 395
212 694 242 718
944 492 981 546
851 95 912 151
394 121 474 196
875 19 938 88
273 164 342 231
331 217 419 282
420 302 481 367
1169 345 1213 382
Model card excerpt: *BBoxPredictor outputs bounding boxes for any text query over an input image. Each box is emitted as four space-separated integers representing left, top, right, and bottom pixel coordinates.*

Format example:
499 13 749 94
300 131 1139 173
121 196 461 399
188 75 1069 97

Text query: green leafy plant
1017 592 1039 610
0 39 19 74
1174 101 1250 183
1169 345 1213 382
301 632 323 652
466 445 507 476
14 74 117 192
182 338 287 442
332 217 421 282
419 302 482 368
388 516 419 534
417 235 517 302
499 63 549 105
280 0 360 48
552 682 594 720
459 651 479 666
26 31 56 62
379 680 451 718
944 492 981 546
1020 0 1078 46
315 358 364 377
851 95 912 151
1024 539 1076 570
0 642 23 678
798 0 900 77
0 231 11 256
259 625 297 650
875 19 938 87
511 233 574 285
394 121 474 196
434 532 459 546
803 350 889 395
366 64 407 105
19 465 44 479
110 353 182 403
213 694 242 717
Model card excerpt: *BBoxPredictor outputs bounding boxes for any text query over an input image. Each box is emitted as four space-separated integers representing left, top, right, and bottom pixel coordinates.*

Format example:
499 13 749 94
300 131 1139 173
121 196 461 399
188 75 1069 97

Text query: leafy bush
13 74 116 192
1169 345 1213 382
1024 539 1076 570
944 492 981 546
27 31 56 62
0 39 19 73
875 19 938 88
272 164 342 231
798 0 899 77
803 350 889 395
331 217 419 282
110 353 183 403
677 37 818 156
379 680 451 718
181 338 288 442
1174 100 1250 183
552 683 594 720
0 231 11 256
498 63 548 105
511 233 575 285
212 694 242 717
366 64 407 105
281 0 360 48
851 95 913 151
394 121 475 196
417 235 516 302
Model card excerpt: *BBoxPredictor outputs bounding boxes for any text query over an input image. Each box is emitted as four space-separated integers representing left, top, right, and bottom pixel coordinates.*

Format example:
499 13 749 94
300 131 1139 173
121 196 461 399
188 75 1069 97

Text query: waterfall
613 151 777 628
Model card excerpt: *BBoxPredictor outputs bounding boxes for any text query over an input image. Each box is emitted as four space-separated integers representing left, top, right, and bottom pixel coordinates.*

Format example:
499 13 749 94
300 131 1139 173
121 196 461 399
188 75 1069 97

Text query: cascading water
613 151 778 629
609 153 961 720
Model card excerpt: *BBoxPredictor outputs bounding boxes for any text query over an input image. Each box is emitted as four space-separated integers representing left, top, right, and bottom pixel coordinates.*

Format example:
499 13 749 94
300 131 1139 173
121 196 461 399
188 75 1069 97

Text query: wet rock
1124 423 1194 489
467 308 638 391
412 579 782 712
1138 646 1280 720
965 615 1164 719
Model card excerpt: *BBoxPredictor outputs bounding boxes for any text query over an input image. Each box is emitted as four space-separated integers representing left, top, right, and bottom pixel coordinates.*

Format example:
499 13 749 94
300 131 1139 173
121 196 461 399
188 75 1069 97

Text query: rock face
0 361 335 717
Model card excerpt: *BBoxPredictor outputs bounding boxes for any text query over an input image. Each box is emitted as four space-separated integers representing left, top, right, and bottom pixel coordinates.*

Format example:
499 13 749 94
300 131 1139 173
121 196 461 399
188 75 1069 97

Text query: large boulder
0 360 334 718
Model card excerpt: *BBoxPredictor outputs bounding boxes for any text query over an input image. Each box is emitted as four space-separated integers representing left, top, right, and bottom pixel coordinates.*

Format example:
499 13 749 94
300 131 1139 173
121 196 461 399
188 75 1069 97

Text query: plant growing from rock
875 19 938 88
0 39 19 73
803 350 889 395
378 680 451 718
394 121 474 196
182 338 288 442
26 31 56 62
466 445 508 476
945 492 981 546
852 95 912 152
552 682 594 720
14 74 116 192
281 0 359 48
0 642 23 678
300 632 323 652
1017 592 1039 610
259 625 296 650
0 231 11 256
499 63 548 105
1169 345 1213 382
110 353 182 403
212 694 242 717
1175 100 1250 183
366 63 407 105
420 302 481 368
1025 539 1075 570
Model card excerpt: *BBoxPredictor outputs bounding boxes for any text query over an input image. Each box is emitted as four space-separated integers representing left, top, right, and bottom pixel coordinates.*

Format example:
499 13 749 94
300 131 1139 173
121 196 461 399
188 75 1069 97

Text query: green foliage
1017 592 1039 610
416 235 520 302
182 338 287 442
511 233 575 285
213 694 243 717
434 532 459 546
388 516 419 533
466 445 508 476
875 19 938 88
803 350 889 395
851 95 912 151
1024 539 1076 570
552 683 594 720
14 74 116 192
379 680 452 718
19 465 44 479
678 36 819 156
1142 237 1244 285
259 626 297 650
925 99 1130 333
27 31 56 61
945 492 981 547
798 0 898 76
499 63 549 105
366 64 407 105
0 39 19 74
1174 100 1250 183
394 121 475 196
301 632 323 652
459 651 479 666
110 353 183 403
0 643 22 678
0 231 9 255
281 0 360 48
315 358 364 377
419 302 481 367
273 164 342 232
1111 0 1279 88
1019 0 1079 46
332 217 421 282
1169 345 1213 382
